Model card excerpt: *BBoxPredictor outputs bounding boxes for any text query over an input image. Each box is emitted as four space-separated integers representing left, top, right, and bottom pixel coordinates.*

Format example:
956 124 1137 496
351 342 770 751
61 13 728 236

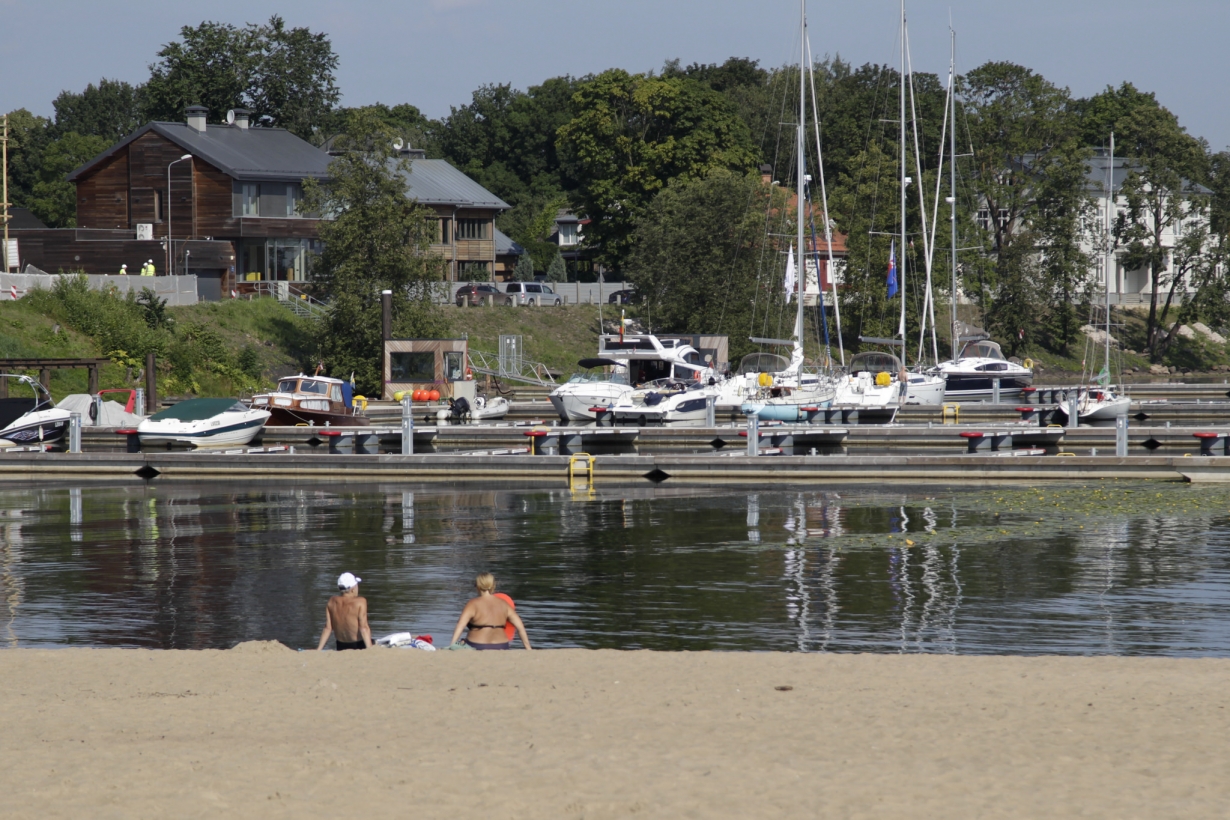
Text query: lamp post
166 154 192 275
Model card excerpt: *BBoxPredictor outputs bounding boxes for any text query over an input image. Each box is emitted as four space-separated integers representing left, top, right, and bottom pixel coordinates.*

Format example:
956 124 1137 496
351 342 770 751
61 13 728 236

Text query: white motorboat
609 380 719 425
0 375 72 445
932 337 1034 402
1069 388 1130 421
551 338 715 423
472 395 509 421
137 398 270 448
549 358 631 422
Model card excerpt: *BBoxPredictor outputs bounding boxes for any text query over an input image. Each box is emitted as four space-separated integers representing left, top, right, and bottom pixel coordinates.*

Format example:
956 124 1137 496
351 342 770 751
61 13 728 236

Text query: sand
2 646 1227 819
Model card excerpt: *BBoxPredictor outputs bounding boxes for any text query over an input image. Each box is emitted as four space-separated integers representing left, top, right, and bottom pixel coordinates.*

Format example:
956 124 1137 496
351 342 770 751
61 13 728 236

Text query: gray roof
9 207 47 230
68 122 332 183
1084 150 1212 196
494 228 524 256
391 158 509 210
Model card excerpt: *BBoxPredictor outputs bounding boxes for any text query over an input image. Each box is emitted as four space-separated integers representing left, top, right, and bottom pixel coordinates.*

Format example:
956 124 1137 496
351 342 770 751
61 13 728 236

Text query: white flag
784 244 797 303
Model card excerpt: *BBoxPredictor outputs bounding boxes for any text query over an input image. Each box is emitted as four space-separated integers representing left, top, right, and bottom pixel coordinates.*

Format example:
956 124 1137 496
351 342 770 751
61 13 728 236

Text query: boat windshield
276 380 297 393
297 380 329 394
959 341 1006 361
567 371 628 384
848 352 903 375
738 353 790 375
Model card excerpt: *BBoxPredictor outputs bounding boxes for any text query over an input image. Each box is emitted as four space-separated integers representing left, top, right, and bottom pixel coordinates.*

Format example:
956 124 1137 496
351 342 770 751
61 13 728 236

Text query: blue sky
3 0 1228 150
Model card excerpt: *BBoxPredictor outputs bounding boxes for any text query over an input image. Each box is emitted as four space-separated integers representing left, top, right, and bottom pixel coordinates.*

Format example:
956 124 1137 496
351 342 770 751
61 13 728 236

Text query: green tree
27 132 112 227
2 109 53 215
143 16 338 139
51 79 145 141
1114 105 1213 359
513 254 534 282
313 103 432 149
960 62 1086 356
625 170 789 362
301 111 447 393
557 69 758 272
546 252 567 283
1071 83 1161 148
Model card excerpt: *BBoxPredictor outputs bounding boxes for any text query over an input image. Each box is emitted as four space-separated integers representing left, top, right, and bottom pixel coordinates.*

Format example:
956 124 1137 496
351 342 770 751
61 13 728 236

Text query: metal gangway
467 334 558 387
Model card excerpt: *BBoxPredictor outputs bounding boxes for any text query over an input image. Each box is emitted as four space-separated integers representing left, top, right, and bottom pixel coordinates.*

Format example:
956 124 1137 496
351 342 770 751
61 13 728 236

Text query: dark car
455 283 502 306
608 289 637 304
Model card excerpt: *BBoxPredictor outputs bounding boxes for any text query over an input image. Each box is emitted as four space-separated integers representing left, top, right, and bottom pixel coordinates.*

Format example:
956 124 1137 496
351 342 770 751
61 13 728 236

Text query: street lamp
166 154 192 275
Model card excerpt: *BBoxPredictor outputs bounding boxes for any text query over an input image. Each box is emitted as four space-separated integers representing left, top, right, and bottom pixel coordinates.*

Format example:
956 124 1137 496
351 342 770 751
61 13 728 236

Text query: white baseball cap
337 572 361 589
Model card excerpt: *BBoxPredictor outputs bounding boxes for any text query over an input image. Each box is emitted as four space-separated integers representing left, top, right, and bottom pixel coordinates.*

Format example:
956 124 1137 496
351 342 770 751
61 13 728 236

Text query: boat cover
148 398 248 422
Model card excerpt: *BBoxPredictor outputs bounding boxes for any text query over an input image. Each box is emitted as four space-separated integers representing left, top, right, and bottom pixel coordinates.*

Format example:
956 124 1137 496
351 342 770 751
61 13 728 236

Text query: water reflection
1 481 1229 655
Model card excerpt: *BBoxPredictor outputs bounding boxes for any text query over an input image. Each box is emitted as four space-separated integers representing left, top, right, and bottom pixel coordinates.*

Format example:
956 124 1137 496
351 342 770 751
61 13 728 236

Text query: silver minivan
504 282 563 306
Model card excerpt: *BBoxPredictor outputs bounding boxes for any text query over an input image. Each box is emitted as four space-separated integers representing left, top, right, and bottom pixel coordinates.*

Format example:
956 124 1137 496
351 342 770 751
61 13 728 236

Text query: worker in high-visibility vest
141 259 156 276
118 264 128 275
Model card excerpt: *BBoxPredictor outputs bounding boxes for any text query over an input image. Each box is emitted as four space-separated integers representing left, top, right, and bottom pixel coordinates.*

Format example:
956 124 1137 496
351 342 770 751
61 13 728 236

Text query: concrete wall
442 281 632 305
2 271 199 306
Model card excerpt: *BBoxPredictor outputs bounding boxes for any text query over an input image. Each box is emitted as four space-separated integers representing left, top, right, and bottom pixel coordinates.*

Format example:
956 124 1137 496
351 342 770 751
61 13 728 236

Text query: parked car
504 281 563 306
608 289 637 304
455 282 502 306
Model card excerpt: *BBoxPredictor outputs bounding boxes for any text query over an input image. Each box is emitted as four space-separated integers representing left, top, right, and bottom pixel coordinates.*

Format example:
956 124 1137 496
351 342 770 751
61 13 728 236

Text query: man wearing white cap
316 571 372 650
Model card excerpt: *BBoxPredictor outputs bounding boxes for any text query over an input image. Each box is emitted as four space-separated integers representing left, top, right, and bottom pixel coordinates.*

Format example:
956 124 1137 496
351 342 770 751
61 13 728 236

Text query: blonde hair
475 573 496 593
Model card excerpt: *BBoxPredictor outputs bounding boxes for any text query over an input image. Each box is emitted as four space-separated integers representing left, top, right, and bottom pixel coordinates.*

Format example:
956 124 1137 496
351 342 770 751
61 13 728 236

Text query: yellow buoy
875 371 892 387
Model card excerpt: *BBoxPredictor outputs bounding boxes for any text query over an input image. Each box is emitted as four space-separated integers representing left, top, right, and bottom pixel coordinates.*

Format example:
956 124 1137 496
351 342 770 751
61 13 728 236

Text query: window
998 209 1010 229
443 351 464 382
976 208 990 231
455 219 489 240
458 261 488 277
238 183 259 216
390 352 435 382
527 284 542 293
439 219 450 244
153 190 162 222
559 222 578 246
285 183 302 217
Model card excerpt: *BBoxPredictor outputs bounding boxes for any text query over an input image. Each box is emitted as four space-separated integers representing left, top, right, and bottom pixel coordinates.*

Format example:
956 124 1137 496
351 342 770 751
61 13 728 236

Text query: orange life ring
494 592 516 640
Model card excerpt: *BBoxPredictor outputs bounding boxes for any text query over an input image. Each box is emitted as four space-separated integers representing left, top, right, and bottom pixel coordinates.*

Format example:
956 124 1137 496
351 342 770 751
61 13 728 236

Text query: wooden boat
252 374 370 427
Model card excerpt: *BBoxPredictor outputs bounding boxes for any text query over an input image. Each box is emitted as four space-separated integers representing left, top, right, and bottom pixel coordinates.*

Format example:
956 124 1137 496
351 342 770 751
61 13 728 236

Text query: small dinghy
137 398 270 448
0 375 72 445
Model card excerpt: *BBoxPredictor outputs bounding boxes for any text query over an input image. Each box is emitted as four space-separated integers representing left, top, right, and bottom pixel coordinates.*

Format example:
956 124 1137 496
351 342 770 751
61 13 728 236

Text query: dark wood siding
12 229 232 277
194 164 240 237
238 218 322 239
76 153 130 229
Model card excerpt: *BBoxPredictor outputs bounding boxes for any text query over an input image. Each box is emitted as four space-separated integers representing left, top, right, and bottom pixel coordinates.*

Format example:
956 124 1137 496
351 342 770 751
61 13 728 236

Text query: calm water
2 480 1229 655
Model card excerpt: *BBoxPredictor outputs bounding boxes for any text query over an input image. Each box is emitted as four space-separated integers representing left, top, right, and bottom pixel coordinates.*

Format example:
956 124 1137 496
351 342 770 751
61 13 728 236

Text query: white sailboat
1068 132 1129 422
740 7 838 422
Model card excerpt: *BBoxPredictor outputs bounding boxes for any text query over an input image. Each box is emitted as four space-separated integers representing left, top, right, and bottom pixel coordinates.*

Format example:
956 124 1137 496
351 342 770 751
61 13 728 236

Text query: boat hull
138 414 268 448
265 407 370 427
549 385 630 422
0 408 71 444
940 375 1032 402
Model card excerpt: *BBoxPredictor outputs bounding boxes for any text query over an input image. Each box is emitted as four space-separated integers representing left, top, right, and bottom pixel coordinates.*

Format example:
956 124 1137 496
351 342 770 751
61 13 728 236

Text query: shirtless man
316 572 373 650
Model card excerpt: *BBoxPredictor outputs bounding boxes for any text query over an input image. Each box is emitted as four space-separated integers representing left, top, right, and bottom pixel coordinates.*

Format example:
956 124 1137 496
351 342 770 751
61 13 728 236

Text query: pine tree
513 253 534 282
546 253 567 282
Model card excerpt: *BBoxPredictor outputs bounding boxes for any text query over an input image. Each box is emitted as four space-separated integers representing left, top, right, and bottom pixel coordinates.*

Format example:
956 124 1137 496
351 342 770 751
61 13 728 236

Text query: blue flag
886 240 898 298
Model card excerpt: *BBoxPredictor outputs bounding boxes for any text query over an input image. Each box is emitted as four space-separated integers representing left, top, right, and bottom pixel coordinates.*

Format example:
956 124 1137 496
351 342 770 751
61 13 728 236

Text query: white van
504 282 563 306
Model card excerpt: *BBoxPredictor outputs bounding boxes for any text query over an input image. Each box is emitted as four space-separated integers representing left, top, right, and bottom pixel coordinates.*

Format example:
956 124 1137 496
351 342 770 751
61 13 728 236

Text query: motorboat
830 351 946 409
57 389 144 427
438 395 510 423
550 337 715 423
1054 387 1130 423
137 398 270 448
0 375 72 445
932 338 1033 402
549 358 631 422
609 380 719 425
252 374 371 426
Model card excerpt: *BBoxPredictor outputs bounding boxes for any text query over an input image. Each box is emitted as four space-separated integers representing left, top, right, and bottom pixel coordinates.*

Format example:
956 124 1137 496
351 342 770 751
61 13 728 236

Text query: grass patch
446 303 604 377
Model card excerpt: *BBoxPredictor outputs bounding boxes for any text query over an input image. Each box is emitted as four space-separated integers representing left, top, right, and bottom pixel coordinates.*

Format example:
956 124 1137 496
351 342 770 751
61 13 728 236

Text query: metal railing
468 349 558 386
236 281 329 319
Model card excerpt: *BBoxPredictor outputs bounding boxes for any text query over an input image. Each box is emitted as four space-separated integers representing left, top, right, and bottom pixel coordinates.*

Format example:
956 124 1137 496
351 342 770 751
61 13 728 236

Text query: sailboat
832 1 945 409
930 23 1033 403
738 3 836 422
1062 132 1129 422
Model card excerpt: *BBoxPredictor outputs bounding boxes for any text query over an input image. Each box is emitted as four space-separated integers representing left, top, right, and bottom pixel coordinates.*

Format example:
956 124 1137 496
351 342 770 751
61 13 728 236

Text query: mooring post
705 396 715 427
401 394 414 455
1067 395 1079 429
87 364 99 395
135 388 145 415
68 412 81 454
144 352 157 413
746 411 759 457
1115 414 1128 457
93 394 103 426
992 377 1001 405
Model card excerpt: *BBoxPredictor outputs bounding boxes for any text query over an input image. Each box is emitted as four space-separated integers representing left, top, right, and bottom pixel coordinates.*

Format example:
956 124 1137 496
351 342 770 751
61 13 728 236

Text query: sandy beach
2 645 1227 819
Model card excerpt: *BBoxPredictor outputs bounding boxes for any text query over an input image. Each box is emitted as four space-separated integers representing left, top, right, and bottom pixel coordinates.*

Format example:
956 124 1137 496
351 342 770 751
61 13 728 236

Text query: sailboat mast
805 34 844 367
948 27 959 360
793 0 806 373
1106 131 1115 383
898 0 907 345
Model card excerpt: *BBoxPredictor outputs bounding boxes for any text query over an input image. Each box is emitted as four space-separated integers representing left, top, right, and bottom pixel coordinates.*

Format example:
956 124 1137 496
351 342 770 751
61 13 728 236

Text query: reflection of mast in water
402 491 415 544
1095 520 1127 653
816 546 839 652
0 508 25 647
69 487 83 544
746 493 760 543
783 495 811 650
895 505 914 651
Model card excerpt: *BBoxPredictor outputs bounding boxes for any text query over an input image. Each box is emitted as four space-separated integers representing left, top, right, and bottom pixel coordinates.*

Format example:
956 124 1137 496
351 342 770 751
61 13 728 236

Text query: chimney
186 105 208 133
232 108 250 130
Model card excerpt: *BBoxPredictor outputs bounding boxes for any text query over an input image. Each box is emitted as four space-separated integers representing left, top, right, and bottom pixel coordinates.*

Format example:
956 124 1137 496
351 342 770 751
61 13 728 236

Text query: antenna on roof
226 109 236 125
392 138 404 151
